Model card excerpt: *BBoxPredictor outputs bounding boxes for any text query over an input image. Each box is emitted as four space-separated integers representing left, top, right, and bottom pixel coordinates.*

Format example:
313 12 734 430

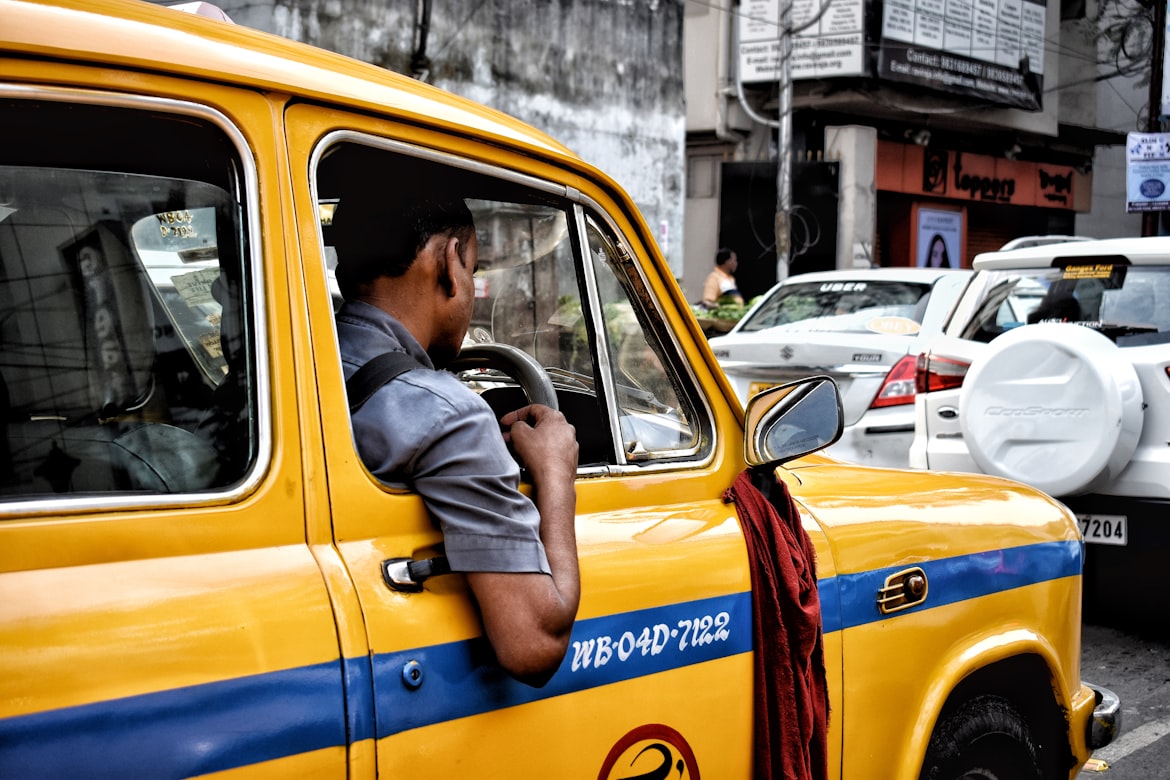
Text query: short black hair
715 247 735 266
332 196 475 300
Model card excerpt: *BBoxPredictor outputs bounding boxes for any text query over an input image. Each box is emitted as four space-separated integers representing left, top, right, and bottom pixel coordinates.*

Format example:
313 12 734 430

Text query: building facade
162 0 1144 303
192 0 689 278
683 0 1143 303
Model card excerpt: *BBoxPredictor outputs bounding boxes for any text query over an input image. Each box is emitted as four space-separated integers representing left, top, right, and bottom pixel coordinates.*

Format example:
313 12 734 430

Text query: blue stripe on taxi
0 539 1080 777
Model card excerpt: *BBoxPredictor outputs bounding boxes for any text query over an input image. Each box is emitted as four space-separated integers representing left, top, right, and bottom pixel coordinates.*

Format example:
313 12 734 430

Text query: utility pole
775 0 792 282
1142 0 1167 236
734 1 795 282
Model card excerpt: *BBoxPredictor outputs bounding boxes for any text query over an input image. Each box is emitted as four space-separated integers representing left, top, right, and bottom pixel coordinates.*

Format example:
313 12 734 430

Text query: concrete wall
682 152 723 304
681 1 754 302
825 125 876 268
1054 1 1141 238
1075 5 1146 238
210 0 687 276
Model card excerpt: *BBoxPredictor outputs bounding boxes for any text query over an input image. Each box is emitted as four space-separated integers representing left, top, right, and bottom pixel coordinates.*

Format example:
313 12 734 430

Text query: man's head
333 196 475 298
333 195 478 367
715 247 737 272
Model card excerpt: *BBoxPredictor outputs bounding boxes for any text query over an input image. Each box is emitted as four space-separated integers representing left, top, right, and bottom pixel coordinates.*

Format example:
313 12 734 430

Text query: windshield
963 263 1170 346
737 280 933 334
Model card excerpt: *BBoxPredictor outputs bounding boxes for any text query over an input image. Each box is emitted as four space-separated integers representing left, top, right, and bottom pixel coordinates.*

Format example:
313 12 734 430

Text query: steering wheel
447 343 559 411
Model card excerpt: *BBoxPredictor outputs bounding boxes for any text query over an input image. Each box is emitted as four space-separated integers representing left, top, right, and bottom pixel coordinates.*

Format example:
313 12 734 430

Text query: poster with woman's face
917 208 963 268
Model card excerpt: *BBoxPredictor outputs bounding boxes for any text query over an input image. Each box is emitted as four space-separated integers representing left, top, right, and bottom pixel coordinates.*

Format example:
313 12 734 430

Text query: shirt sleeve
350 370 551 575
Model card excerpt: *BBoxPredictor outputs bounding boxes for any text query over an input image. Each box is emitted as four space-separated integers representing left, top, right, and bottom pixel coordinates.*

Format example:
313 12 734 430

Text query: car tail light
915 352 970 394
870 355 919 408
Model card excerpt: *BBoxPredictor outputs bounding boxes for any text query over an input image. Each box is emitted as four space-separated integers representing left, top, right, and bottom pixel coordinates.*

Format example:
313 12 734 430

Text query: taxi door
285 102 781 777
0 84 346 775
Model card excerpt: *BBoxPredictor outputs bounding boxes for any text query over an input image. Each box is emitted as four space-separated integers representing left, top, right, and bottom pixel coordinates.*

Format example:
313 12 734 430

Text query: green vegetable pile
691 302 750 322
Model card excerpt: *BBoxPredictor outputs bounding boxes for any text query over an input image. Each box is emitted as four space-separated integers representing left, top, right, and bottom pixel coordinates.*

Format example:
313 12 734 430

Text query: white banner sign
1127 132 1170 213
877 0 1047 110
738 0 866 82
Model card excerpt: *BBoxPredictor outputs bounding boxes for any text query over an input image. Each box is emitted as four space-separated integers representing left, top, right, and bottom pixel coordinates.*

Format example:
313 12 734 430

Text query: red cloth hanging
724 469 829 780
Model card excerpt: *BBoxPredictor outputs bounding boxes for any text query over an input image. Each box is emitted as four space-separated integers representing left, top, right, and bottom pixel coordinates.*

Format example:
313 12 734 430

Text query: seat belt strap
346 351 423 413
348 353 455 586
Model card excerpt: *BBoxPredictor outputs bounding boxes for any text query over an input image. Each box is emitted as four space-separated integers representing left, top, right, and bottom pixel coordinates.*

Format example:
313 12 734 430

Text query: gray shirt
336 300 550 575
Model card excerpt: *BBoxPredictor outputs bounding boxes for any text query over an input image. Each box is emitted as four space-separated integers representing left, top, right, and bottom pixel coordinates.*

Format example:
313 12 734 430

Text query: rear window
959 262 1170 346
737 280 933 334
0 98 259 501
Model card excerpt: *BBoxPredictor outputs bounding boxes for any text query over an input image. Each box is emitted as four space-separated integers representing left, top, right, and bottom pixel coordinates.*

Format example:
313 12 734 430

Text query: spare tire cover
959 323 1143 496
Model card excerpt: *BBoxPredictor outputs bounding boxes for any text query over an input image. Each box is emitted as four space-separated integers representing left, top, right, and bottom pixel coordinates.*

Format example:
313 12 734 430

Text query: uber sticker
598 724 700 780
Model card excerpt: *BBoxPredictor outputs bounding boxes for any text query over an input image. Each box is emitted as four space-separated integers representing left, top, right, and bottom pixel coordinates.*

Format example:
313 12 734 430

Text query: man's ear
438 234 462 297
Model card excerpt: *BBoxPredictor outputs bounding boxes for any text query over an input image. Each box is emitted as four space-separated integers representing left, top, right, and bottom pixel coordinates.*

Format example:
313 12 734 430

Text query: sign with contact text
1127 131 1170 213
877 0 1046 110
738 0 866 82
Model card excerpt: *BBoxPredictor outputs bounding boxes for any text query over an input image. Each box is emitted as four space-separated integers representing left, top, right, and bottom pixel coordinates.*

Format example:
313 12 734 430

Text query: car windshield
737 280 933 334
964 263 1170 346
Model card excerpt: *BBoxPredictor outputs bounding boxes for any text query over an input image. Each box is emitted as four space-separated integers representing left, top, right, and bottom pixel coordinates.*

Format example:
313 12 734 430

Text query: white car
709 268 971 467
910 236 1170 619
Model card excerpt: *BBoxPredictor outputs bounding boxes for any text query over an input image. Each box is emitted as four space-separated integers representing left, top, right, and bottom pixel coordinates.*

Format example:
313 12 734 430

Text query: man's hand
500 404 578 482
472 403 580 686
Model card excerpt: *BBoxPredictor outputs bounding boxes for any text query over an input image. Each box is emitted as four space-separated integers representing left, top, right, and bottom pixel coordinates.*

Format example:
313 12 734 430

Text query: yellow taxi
0 1 1118 777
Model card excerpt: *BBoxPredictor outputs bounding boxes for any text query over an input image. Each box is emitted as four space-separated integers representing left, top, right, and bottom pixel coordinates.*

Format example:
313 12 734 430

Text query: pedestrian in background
702 247 744 309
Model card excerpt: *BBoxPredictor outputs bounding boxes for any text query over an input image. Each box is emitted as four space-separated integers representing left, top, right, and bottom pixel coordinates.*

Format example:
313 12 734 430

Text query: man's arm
468 403 579 687
701 271 721 308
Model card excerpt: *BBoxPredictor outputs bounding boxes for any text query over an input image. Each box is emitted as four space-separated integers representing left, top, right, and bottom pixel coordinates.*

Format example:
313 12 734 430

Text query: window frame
309 130 714 478
0 86 270 515
577 207 709 465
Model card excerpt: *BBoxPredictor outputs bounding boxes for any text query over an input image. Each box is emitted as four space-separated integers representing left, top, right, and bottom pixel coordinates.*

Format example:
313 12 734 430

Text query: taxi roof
0 0 575 158
973 235 1170 270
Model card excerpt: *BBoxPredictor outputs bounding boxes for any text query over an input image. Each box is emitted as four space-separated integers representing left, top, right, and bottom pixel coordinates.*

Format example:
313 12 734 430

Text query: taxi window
0 99 258 500
315 140 707 470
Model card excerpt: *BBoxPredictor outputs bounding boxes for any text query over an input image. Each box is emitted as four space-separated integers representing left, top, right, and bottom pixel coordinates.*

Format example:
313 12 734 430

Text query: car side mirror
743 376 843 466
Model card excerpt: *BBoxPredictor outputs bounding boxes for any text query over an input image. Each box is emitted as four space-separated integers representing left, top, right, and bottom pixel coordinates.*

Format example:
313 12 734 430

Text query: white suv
910 237 1170 618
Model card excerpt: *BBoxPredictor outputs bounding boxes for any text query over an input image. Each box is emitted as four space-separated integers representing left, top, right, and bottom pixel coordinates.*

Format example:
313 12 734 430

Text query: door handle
381 556 451 592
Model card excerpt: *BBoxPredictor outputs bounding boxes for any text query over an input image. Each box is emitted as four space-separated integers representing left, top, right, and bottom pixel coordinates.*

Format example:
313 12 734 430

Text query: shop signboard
737 0 866 82
875 0 1046 111
875 141 1075 209
1126 132 1170 213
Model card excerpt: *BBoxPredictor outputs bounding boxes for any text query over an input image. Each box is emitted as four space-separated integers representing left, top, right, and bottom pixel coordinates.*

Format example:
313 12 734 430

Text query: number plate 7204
1077 514 1127 546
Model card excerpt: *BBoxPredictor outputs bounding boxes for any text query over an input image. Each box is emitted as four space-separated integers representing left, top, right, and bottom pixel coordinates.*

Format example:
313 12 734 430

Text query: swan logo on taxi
598 724 700 780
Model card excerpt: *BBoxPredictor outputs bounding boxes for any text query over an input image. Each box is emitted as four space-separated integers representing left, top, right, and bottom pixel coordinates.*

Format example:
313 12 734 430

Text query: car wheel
919 695 1042 780
959 323 1143 496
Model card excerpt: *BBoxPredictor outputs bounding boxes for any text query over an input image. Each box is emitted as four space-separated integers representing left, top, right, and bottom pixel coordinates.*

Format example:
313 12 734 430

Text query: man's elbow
507 663 558 689
495 633 572 688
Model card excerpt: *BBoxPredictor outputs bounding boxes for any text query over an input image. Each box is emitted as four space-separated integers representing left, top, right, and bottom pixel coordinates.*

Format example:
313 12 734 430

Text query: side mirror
743 376 843 466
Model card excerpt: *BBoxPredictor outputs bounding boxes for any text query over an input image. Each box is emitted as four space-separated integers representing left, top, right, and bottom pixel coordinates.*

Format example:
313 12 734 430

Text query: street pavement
1077 618 1170 778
